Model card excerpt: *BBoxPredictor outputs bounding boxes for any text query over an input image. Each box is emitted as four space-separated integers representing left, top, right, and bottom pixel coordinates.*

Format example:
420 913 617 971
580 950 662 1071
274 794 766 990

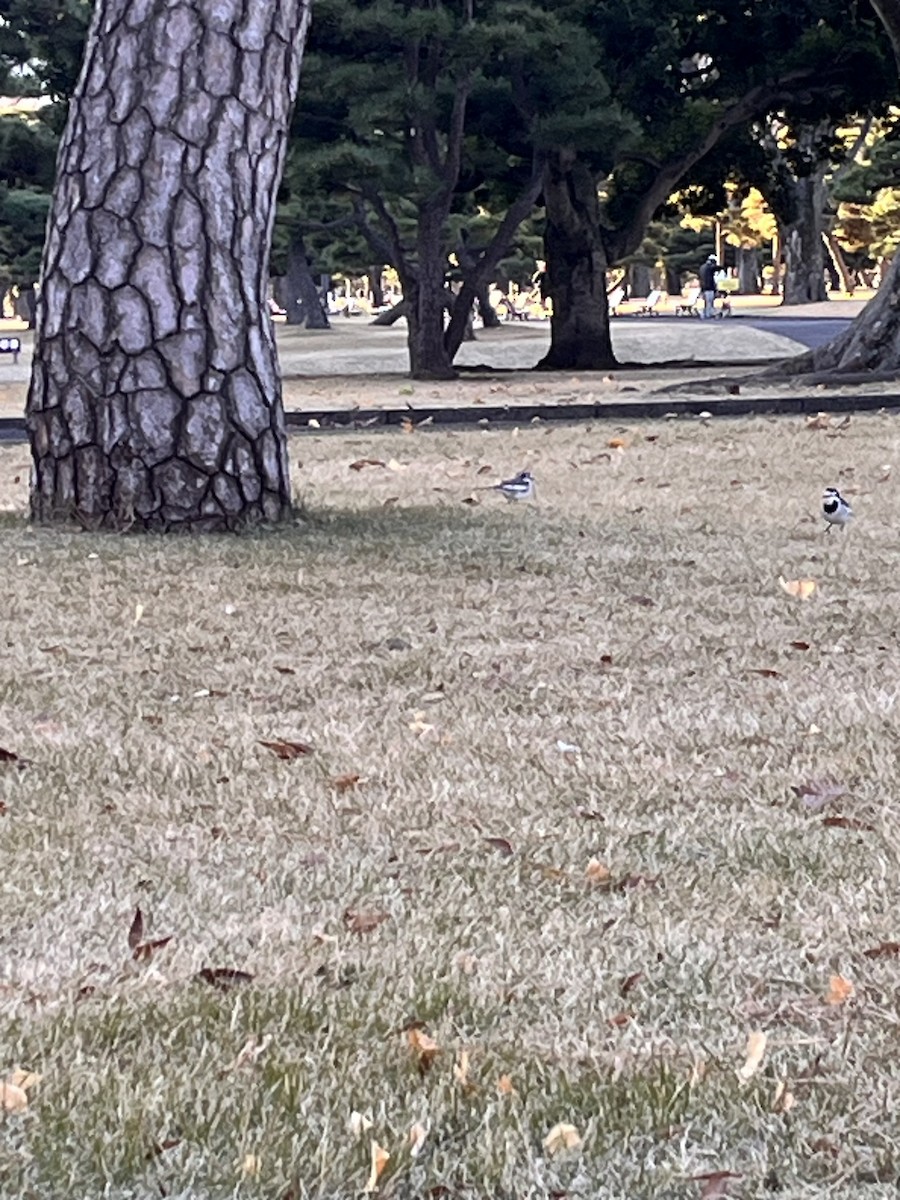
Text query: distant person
699 255 718 320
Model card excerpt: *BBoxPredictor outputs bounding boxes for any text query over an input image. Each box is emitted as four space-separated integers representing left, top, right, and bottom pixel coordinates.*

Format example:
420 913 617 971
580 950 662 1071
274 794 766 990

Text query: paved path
742 316 852 350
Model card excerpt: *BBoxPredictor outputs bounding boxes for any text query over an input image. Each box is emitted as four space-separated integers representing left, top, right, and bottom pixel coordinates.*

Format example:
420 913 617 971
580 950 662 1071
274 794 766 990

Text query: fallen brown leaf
607 1011 635 1027
620 971 644 996
748 668 782 678
497 1074 515 1095
407 1028 440 1072
363 1141 389 1193
824 974 854 1005
822 815 874 832
349 458 387 471
330 773 362 793
789 640 811 651
344 909 389 935
195 967 255 991
259 738 314 760
691 1170 743 1199
863 941 900 959
483 836 514 857
584 858 611 884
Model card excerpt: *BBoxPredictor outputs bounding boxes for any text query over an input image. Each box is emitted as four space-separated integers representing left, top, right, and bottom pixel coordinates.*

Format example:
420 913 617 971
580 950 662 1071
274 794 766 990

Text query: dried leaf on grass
497 1074 515 1095
585 858 611 884
779 576 817 600
791 779 846 810
349 459 387 471
195 967 255 991
691 1171 743 1199
259 738 314 760
772 1079 795 1113
0 1081 28 1113
824 974 854 1005
484 835 514 857
620 971 644 996
863 941 900 959
822 815 874 832
363 1140 390 1193
0 747 25 764
344 908 389 935
127 906 174 962
407 1028 440 1072
543 1123 582 1155
331 773 362 793
736 1030 767 1082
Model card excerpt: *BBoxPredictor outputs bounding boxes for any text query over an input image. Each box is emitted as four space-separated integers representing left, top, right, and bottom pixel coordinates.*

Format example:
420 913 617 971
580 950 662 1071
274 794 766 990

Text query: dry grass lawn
1 414 900 1199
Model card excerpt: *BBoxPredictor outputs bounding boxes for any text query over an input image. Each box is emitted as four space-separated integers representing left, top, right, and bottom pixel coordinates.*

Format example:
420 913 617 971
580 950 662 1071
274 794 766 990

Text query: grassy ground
1 414 899 1199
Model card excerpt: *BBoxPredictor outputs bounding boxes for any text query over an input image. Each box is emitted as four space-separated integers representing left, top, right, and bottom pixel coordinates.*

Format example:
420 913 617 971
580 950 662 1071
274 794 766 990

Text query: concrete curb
1 391 897 444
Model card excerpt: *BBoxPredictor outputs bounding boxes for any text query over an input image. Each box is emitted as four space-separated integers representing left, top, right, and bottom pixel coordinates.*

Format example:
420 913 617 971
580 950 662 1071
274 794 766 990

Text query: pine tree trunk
628 263 651 299
27 0 311 531
737 247 760 294
537 150 616 372
368 266 384 308
283 233 329 329
779 252 900 373
406 212 456 379
779 174 828 305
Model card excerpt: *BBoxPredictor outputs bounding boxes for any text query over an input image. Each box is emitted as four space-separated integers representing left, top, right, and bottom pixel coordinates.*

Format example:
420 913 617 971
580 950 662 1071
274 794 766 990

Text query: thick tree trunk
406 212 455 379
825 232 854 293
536 150 616 372
737 247 760 294
477 286 502 328
368 266 384 308
628 263 651 299
27 0 310 531
778 253 900 374
664 265 681 295
283 233 329 329
780 189 828 304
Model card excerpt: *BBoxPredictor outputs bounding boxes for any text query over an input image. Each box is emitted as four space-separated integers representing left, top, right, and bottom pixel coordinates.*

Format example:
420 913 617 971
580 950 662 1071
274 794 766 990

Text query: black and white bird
822 486 852 531
493 470 536 502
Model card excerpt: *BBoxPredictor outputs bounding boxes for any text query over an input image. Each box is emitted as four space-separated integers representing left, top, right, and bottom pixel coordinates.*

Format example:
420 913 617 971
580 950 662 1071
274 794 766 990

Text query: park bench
607 286 624 317
0 336 21 363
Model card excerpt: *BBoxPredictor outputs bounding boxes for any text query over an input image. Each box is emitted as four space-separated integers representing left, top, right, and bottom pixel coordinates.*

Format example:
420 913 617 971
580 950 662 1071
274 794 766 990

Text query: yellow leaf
736 1030 767 1082
585 858 611 884
607 437 628 450
824 974 854 1005
543 1122 582 1155
240 1154 261 1179
0 1081 28 1113
363 1140 390 1193
408 1122 427 1157
778 576 817 600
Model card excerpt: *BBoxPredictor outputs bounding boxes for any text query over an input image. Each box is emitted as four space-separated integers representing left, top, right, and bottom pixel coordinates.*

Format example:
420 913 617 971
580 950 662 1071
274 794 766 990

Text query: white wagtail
492 470 536 501
822 486 852 531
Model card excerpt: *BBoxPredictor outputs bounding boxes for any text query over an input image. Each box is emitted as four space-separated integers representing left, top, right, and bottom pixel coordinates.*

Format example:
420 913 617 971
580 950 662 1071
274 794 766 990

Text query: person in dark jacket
699 255 718 319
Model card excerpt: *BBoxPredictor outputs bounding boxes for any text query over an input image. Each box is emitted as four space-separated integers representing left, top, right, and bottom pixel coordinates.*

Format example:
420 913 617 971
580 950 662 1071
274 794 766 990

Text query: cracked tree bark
537 150 616 372
27 0 311 531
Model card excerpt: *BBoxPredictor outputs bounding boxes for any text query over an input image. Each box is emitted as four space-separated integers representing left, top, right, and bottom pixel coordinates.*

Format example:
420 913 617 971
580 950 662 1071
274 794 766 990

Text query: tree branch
606 70 824 261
